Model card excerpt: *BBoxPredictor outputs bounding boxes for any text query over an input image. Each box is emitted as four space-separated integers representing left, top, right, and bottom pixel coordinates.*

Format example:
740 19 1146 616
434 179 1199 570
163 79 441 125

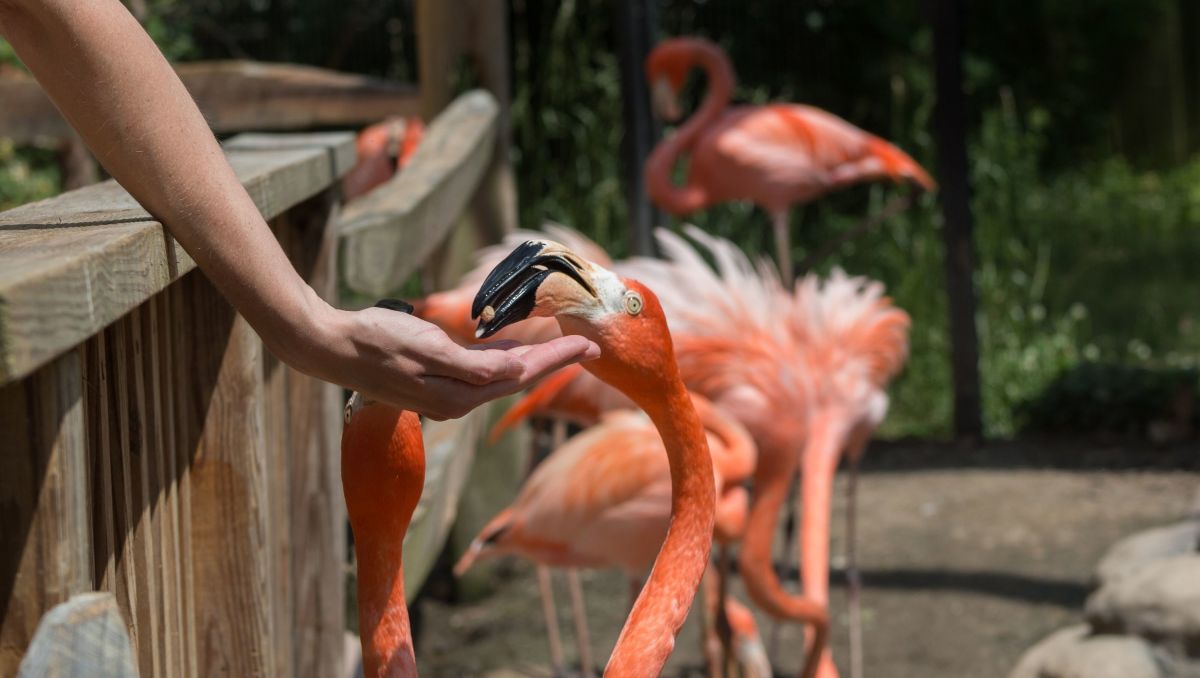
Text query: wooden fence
0 89 500 677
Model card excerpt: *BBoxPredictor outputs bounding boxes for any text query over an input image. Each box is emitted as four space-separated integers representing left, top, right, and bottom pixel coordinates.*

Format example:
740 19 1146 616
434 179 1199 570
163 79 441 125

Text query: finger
424 337 526 385
511 336 600 387
418 375 517 419
467 339 522 351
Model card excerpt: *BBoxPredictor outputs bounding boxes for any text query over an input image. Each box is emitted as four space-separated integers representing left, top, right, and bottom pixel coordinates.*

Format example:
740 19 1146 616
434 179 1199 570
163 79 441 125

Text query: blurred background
4 0 1200 439
2 2 1198 677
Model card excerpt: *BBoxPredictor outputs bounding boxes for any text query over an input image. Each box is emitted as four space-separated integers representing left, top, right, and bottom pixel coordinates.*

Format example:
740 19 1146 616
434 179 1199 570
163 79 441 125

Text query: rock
1009 624 1161 678
1087 555 1200 660
1096 521 1200 587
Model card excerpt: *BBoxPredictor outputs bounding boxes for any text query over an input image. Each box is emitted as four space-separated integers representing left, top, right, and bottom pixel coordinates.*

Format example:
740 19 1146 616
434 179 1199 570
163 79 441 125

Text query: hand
298 303 600 420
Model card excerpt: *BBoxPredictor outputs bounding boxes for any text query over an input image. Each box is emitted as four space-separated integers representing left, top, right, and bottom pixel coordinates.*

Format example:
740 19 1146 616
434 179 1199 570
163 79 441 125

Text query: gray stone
1087 555 1200 660
1096 521 1200 588
1009 624 1162 678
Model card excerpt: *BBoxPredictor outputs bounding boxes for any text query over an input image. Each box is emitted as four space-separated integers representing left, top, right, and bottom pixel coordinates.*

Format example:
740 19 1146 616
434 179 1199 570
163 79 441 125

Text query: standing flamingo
455 394 769 677
471 240 716 677
644 37 935 281
625 227 910 678
340 301 426 678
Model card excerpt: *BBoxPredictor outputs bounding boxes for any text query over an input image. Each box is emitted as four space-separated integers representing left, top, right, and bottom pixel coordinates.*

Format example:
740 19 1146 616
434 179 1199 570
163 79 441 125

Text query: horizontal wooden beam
340 89 498 297
0 61 418 144
0 132 355 386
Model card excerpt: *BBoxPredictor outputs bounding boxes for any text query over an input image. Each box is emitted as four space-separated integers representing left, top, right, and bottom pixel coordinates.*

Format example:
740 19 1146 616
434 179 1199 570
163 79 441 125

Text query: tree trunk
613 0 661 257
932 0 983 440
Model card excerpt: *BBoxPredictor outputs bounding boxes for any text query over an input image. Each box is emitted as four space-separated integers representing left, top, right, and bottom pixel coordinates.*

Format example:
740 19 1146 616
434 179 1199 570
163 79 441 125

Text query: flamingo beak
471 240 598 338
651 77 681 121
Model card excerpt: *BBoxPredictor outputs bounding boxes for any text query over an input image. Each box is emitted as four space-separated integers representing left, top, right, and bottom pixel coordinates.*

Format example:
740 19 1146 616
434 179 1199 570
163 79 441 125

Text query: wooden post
932 0 983 440
271 190 346 678
614 0 662 256
416 0 517 288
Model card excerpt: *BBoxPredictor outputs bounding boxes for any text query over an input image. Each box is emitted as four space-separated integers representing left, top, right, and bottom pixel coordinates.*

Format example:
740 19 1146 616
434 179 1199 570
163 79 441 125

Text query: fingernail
583 341 601 360
507 357 526 376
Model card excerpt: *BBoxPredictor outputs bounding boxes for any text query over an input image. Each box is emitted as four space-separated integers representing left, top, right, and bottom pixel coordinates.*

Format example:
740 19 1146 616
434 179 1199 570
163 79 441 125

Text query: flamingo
624 227 910 678
454 394 769 677
342 116 426 200
644 37 935 281
340 301 426 678
471 239 717 677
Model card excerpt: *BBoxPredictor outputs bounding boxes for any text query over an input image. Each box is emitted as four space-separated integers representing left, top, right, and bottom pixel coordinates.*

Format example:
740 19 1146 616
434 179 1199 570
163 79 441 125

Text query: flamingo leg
771 210 795 283
700 565 724 678
715 546 736 678
845 440 868 678
565 569 596 678
767 472 800 667
537 565 566 676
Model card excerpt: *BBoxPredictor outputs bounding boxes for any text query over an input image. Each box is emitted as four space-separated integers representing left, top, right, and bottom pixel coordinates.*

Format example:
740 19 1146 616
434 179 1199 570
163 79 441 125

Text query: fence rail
0 89 501 677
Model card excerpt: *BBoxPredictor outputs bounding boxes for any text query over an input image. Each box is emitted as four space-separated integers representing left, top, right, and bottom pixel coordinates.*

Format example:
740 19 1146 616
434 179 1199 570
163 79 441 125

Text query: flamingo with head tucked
343 116 426 200
471 239 717 677
644 37 934 281
455 393 768 677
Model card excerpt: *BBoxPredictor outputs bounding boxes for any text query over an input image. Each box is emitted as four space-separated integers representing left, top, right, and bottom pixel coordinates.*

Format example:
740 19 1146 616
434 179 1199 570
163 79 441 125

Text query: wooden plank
0 132 355 386
175 270 273 676
271 191 345 678
15 593 136 678
0 61 418 144
340 90 499 296
165 284 199 678
0 351 91 675
106 321 145 670
123 309 164 677
141 299 180 678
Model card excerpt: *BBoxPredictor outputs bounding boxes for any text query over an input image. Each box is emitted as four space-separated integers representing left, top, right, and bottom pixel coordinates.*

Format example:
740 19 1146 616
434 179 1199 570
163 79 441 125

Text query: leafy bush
1016 362 1198 438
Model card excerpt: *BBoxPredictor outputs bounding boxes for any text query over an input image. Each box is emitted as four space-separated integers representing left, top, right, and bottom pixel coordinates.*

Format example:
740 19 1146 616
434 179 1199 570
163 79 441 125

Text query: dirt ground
409 440 1198 677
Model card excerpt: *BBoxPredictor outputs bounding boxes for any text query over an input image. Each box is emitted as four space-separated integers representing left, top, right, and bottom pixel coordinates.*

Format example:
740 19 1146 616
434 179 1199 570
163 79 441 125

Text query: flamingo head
646 37 729 121
472 240 677 406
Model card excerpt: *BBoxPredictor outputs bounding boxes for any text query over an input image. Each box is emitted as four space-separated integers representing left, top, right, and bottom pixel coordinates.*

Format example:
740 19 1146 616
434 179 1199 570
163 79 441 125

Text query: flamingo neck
645 45 736 215
799 409 847 608
355 538 415 677
342 406 425 678
735 436 828 678
604 378 716 677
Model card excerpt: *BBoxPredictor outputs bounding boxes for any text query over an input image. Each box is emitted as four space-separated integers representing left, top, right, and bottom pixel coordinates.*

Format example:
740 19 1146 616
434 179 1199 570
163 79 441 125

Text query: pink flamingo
644 37 935 281
455 394 769 677
342 116 425 200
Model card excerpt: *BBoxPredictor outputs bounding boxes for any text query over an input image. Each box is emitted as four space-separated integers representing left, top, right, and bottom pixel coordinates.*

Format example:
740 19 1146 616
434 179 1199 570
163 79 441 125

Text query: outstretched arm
0 0 597 418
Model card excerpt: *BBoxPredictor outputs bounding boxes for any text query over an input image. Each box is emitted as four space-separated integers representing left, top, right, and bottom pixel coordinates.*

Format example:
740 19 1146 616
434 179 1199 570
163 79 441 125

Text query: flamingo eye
623 291 644 316
344 400 354 424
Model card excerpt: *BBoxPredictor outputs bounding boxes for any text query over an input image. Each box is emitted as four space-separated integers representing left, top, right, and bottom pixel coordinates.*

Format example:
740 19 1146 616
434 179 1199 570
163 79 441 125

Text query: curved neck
645 45 736 215
692 394 755 484
604 377 716 677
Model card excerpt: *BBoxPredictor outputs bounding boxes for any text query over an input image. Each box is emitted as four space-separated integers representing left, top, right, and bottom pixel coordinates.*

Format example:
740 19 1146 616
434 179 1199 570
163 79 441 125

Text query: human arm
0 0 597 418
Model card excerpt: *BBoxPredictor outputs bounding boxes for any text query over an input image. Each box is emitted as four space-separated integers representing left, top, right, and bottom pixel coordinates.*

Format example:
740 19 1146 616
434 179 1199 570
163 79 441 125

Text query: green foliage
2 0 1197 439
0 140 59 211
1016 362 1199 437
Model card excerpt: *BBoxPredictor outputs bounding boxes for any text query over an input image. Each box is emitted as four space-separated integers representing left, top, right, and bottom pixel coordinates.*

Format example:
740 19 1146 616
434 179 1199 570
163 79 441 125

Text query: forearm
0 0 333 364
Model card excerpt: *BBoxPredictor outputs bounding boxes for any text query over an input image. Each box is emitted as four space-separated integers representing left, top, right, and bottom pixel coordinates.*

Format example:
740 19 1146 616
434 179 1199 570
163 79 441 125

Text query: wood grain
0 132 355 386
0 61 418 144
174 271 273 676
340 89 498 296
0 352 91 675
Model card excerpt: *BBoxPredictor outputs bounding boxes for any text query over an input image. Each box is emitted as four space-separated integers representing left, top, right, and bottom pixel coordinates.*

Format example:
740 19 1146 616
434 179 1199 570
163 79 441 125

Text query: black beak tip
471 240 548 319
